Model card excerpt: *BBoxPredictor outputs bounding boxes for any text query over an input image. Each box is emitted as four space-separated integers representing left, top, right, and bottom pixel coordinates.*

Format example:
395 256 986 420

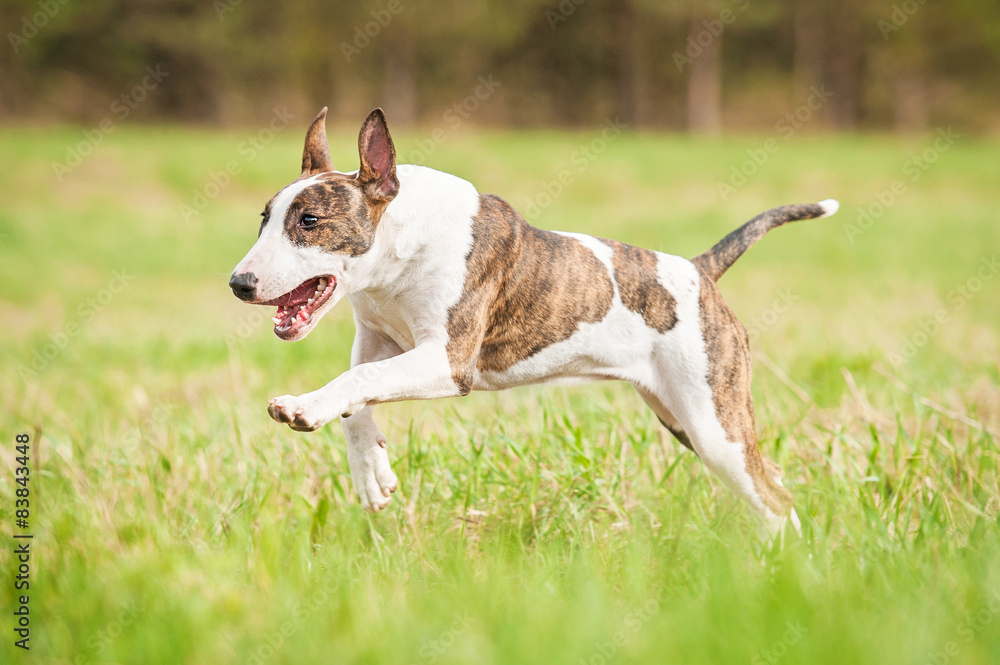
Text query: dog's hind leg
637 375 793 535
663 275 798 537
676 385 798 538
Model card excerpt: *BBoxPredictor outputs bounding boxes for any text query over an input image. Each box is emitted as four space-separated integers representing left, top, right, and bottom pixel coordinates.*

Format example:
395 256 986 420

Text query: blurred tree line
1 0 998 132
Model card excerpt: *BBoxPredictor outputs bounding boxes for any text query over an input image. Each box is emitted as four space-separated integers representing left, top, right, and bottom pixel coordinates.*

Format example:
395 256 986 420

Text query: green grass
1 122 999 664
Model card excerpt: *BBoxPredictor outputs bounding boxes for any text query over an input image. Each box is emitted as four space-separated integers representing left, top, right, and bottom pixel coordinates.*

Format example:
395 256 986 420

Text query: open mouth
261 275 337 340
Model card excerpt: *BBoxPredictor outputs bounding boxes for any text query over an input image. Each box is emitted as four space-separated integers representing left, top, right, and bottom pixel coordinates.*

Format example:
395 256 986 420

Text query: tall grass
1 125 999 664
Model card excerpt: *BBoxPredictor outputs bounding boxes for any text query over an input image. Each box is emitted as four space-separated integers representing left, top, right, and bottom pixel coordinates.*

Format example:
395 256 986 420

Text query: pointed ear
357 108 398 200
301 107 334 176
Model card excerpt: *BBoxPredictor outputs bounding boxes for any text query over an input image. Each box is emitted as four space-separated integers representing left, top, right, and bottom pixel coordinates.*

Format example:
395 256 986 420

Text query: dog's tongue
261 279 317 306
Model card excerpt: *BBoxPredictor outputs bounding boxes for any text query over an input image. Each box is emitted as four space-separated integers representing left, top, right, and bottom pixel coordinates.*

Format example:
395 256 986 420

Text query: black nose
229 272 258 301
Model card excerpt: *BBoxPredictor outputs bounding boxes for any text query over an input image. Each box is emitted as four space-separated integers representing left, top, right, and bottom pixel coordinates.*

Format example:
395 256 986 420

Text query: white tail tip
818 198 840 217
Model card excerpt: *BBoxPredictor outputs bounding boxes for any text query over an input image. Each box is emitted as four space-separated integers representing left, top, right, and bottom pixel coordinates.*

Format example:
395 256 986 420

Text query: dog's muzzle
229 272 258 302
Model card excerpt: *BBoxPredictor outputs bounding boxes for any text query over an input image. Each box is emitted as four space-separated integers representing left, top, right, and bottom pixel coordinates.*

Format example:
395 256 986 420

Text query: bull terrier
229 107 838 534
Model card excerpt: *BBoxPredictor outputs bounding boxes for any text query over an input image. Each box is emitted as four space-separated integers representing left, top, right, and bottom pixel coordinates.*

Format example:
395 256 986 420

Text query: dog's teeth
272 316 281 325
318 277 327 290
307 297 315 305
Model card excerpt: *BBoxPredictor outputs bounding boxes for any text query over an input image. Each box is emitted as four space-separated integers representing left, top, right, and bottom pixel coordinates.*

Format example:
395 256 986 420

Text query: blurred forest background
2 0 999 133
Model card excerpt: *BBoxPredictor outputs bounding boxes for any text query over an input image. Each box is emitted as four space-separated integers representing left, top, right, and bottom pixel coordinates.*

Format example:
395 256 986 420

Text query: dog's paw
347 436 398 512
267 394 333 432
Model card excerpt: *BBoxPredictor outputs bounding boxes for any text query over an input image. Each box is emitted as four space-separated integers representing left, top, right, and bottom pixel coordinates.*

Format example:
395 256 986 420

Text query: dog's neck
352 164 480 301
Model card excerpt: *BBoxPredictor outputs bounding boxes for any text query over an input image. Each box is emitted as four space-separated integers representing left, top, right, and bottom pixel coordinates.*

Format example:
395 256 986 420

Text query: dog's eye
300 214 319 229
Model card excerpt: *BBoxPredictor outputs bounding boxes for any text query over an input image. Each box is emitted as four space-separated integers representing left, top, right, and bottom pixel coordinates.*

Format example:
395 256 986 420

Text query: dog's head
229 107 399 341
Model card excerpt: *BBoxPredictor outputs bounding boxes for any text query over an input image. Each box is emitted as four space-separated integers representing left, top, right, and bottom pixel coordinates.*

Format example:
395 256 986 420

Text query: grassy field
1 121 999 665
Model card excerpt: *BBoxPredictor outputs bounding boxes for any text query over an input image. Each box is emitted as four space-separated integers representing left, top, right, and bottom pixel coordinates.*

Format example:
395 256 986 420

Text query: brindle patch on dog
600 239 678 333
282 177 377 257
446 194 614 393
697 269 792 516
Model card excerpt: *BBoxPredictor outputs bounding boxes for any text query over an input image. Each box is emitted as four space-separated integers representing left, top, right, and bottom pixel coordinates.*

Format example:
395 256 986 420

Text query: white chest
352 293 417 352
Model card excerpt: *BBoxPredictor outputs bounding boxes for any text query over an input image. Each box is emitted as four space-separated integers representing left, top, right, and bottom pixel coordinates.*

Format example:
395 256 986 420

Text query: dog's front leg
341 325 402 512
267 331 460 511
267 323 410 510
341 406 398 512
268 341 459 432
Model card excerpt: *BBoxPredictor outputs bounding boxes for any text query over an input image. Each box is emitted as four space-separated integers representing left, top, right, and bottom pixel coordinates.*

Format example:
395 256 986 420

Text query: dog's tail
692 199 839 282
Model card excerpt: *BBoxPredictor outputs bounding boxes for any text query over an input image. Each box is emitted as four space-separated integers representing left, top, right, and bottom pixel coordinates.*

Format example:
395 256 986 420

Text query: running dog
229 107 838 533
